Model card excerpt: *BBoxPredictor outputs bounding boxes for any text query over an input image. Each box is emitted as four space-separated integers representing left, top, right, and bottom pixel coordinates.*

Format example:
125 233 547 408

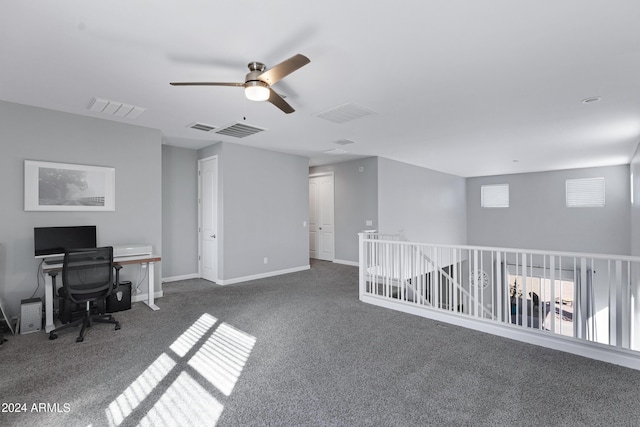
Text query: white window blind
566 177 605 207
481 184 509 208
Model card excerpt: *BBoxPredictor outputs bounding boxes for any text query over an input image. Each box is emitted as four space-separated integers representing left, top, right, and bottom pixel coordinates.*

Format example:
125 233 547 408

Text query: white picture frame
24 160 115 211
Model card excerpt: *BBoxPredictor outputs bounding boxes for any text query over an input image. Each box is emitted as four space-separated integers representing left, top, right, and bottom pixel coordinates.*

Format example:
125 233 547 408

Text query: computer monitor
34 226 97 258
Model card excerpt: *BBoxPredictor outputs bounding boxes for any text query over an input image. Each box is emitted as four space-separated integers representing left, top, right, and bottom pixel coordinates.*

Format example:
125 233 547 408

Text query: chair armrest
114 265 123 288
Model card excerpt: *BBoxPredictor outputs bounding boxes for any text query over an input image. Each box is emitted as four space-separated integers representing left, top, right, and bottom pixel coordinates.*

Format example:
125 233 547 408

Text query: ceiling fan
170 53 310 114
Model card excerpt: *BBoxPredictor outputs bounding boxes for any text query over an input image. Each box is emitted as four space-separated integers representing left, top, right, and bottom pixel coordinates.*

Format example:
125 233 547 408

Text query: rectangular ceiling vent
88 97 146 119
188 122 216 132
333 139 355 146
214 122 267 138
314 102 376 124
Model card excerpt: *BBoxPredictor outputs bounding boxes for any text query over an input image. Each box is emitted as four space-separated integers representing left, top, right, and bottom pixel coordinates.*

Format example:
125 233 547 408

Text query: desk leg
45 273 55 333
145 261 160 311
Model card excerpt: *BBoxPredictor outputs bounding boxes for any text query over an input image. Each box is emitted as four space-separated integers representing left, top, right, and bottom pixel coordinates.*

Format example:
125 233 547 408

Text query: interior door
309 174 334 261
199 156 218 282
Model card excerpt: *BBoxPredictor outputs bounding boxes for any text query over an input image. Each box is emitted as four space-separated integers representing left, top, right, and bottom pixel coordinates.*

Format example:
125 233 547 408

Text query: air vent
214 122 266 138
188 122 216 132
314 102 376 124
88 97 145 119
333 139 355 146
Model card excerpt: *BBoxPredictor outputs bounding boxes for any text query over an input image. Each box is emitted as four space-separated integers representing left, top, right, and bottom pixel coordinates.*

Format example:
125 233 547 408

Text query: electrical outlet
264 257 268 264
366 220 373 226
303 220 307 227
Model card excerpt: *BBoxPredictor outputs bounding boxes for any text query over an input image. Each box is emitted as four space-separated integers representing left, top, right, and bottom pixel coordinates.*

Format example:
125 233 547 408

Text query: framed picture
24 160 115 211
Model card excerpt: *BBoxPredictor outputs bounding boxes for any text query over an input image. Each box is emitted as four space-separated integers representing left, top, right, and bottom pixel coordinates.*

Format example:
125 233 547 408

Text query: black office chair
49 247 121 342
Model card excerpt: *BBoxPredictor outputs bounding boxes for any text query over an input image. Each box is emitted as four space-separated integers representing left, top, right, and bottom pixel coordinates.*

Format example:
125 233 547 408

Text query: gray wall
467 165 631 255
199 142 309 281
162 145 198 279
0 101 162 317
377 157 468 244
310 157 378 264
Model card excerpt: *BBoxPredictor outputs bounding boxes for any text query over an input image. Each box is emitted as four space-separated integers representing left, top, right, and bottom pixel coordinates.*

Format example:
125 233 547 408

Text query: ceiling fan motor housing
245 62 268 86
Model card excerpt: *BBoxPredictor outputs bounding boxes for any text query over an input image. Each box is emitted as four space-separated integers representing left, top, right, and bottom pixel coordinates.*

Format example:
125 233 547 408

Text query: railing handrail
359 233 640 263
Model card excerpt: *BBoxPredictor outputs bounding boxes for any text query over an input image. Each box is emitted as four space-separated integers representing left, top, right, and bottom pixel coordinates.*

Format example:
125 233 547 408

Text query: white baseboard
333 259 358 267
217 265 311 286
361 294 640 372
132 290 164 303
163 273 199 283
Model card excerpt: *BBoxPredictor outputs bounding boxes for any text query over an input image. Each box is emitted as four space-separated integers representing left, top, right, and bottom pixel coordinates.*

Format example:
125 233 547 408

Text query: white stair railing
360 233 492 318
358 233 640 370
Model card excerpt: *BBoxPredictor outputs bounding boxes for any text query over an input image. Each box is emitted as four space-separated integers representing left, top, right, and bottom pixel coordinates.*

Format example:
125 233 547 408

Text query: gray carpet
2 260 640 426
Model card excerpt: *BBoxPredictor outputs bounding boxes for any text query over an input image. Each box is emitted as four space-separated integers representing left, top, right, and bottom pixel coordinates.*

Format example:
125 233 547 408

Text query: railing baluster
523 253 528 328
550 256 556 335
579 258 587 340
496 251 502 322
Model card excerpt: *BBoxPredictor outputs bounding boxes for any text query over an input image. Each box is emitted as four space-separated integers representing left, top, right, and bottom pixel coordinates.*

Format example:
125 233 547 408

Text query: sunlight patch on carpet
106 353 176 426
188 322 257 396
138 372 224 426
105 313 255 426
170 313 218 357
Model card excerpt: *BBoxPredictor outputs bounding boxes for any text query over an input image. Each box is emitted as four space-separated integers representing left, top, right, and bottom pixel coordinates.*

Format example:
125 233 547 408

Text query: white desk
42 254 161 333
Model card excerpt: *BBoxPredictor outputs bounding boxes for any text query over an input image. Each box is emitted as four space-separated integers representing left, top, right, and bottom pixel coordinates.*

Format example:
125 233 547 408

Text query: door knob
210 234 216 238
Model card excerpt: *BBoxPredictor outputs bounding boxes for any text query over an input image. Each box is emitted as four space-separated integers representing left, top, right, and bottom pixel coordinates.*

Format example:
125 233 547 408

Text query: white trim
132 290 164 303
361 294 640 371
309 171 335 179
217 265 311 286
333 259 358 267
162 273 199 283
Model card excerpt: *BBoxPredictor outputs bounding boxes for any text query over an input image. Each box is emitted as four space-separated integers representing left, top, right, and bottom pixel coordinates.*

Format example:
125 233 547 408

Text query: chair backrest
62 246 114 304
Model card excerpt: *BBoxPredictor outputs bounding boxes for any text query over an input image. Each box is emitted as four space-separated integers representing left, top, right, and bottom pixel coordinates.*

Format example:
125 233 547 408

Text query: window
566 177 605 207
481 184 509 208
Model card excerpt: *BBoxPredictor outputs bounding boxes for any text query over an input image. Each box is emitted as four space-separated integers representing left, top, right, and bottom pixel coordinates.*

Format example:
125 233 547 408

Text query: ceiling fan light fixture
244 81 270 102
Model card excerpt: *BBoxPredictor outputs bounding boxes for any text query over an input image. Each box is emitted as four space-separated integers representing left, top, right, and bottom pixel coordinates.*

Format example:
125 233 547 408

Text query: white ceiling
3 1 640 177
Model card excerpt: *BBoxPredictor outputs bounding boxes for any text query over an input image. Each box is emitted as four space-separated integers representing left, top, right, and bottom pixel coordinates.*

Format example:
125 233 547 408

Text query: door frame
309 171 335 261
198 155 219 282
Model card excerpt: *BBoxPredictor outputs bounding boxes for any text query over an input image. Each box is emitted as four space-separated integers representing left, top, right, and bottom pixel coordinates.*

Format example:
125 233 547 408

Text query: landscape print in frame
24 160 115 211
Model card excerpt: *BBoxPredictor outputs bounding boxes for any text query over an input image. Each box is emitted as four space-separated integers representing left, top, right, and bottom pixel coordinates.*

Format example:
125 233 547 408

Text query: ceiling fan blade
170 82 244 87
258 54 310 86
267 88 295 114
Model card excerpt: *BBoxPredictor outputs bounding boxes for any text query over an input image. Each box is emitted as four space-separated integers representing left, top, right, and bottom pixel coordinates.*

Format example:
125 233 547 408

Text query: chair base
49 311 120 342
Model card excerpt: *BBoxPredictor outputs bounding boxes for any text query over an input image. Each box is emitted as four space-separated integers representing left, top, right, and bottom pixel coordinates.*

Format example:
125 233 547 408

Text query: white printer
113 244 153 258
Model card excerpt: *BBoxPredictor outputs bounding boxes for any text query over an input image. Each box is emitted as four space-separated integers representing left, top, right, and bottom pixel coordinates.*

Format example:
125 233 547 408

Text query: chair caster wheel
115 323 121 330
76 336 84 343
49 333 58 340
